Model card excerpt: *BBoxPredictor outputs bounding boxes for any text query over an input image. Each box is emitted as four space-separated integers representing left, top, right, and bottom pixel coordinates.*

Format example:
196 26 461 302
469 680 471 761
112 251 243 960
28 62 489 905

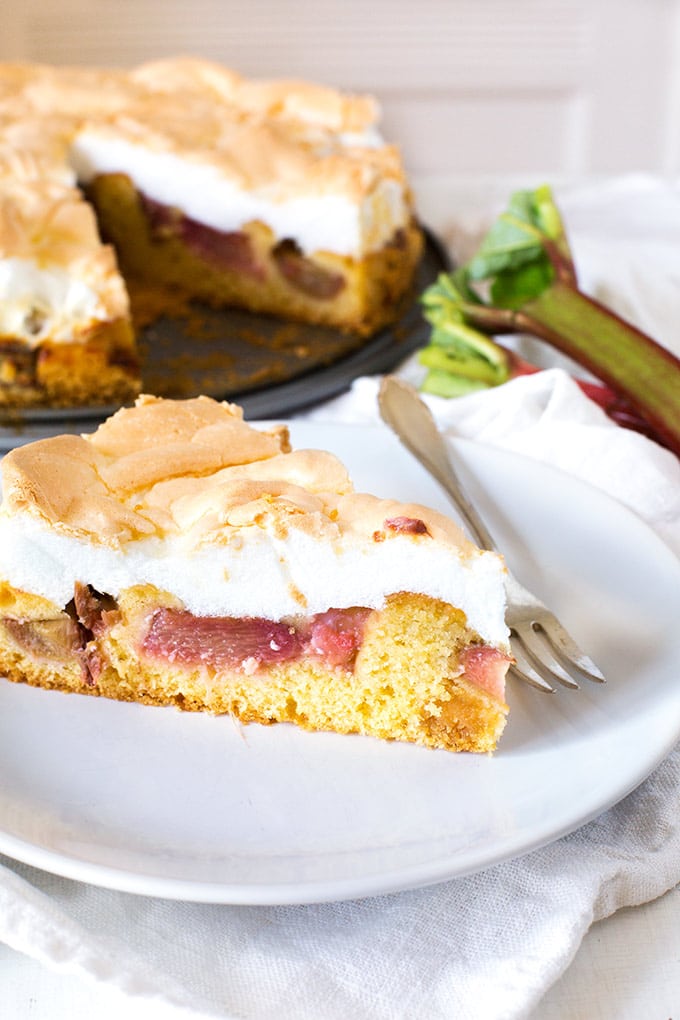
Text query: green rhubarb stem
420 369 490 398
515 282 680 456
418 346 503 384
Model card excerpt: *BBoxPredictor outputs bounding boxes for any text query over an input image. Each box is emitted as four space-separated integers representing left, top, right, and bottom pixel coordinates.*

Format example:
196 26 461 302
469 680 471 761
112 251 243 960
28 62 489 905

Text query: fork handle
378 377 498 552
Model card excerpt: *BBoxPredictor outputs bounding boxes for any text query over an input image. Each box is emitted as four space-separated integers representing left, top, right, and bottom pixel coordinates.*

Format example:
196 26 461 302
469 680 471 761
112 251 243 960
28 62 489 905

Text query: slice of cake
0 57 423 408
0 395 510 752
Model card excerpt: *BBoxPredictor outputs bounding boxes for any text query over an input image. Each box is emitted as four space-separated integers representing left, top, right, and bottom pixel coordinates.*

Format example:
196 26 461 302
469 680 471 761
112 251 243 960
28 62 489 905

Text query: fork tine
512 627 580 690
508 648 556 694
533 619 606 683
504 575 605 686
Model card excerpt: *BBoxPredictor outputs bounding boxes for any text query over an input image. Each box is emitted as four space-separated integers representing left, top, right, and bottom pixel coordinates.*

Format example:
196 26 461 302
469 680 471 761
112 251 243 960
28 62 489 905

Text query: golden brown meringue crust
1 394 475 557
0 57 405 202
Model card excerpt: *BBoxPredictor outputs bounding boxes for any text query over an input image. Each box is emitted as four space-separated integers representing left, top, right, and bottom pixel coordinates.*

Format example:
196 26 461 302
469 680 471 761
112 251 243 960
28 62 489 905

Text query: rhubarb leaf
489 257 554 309
467 218 541 279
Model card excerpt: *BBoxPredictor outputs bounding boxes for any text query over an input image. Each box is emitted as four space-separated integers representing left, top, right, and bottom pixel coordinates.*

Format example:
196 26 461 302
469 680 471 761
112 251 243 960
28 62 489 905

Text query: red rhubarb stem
503 283 680 456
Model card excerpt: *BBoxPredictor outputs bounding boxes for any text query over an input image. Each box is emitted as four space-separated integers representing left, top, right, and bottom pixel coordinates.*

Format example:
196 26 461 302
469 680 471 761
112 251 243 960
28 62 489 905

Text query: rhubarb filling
271 239 346 299
138 193 348 299
0 583 509 702
106 185 351 301
138 193 266 281
136 601 509 695
141 605 371 673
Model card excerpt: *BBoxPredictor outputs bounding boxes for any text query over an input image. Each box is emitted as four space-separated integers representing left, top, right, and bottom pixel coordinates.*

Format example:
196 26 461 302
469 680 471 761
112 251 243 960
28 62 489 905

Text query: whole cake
0 395 510 753
0 58 423 408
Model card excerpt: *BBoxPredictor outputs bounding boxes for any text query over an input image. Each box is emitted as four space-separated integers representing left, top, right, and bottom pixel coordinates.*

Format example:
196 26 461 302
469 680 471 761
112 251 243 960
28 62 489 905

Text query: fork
378 376 606 693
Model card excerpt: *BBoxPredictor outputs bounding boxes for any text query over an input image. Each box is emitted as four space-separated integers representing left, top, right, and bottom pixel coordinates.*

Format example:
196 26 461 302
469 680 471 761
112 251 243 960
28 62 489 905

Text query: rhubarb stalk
418 185 680 456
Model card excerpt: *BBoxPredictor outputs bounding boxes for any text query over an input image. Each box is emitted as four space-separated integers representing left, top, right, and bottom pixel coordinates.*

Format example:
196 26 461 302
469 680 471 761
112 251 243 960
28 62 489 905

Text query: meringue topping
0 396 509 647
1 394 469 551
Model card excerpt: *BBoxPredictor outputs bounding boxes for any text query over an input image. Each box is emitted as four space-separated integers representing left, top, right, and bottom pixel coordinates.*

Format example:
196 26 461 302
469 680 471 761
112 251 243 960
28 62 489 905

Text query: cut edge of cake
0 138 140 407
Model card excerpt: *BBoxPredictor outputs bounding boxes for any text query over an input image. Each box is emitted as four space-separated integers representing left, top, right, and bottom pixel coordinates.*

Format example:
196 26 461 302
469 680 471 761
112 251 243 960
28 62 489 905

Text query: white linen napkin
1 175 679 1020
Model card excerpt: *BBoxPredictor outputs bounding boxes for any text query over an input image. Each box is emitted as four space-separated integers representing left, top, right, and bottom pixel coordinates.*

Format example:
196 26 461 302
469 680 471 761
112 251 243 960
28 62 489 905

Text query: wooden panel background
2 0 680 177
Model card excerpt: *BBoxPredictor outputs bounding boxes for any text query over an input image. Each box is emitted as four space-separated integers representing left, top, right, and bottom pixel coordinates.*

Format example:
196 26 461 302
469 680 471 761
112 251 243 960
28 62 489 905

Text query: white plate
0 422 678 905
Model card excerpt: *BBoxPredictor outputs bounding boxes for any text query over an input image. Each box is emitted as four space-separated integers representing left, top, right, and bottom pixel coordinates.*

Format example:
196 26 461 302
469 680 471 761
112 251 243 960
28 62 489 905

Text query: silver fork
378 376 606 693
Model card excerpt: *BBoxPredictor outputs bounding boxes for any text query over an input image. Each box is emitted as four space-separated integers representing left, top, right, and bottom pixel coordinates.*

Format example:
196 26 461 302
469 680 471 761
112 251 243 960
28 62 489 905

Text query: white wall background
2 0 680 179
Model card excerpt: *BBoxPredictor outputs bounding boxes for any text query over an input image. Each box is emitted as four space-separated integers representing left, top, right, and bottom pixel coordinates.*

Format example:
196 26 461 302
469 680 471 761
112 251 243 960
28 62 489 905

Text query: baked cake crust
0 395 510 753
